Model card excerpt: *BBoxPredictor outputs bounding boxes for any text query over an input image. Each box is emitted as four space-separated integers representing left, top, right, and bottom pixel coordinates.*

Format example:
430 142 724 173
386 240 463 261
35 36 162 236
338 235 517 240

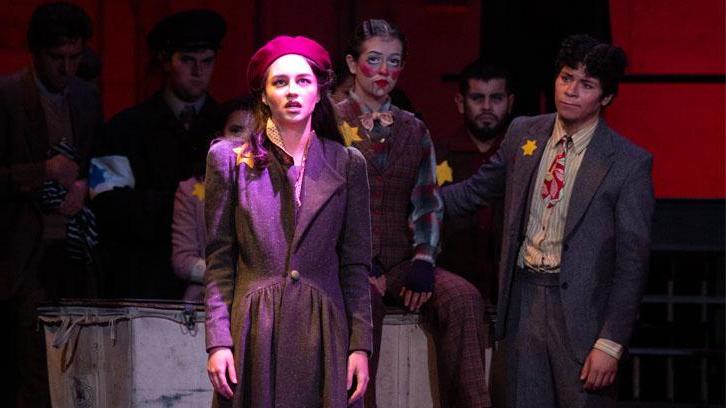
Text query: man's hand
58 179 87 216
347 351 369 404
207 347 237 399
45 155 79 189
580 348 618 391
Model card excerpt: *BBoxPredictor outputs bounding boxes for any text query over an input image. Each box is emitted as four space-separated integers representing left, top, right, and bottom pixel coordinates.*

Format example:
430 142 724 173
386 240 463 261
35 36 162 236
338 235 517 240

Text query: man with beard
90 9 225 299
435 61 514 307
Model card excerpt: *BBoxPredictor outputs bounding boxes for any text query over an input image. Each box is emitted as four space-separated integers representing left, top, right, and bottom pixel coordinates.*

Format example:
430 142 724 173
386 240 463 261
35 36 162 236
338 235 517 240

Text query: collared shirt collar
348 90 391 113
551 114 599 155
163 86 206 119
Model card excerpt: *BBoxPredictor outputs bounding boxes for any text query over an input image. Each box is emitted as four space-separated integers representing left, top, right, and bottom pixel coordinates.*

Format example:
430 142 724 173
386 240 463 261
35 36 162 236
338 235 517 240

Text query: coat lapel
292 137 345 250
65 82 82 147
19 70 48 159
563 120 615 239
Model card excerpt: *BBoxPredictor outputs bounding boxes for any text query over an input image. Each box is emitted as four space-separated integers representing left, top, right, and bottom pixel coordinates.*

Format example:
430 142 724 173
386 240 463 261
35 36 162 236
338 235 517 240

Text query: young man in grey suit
442 34 654 407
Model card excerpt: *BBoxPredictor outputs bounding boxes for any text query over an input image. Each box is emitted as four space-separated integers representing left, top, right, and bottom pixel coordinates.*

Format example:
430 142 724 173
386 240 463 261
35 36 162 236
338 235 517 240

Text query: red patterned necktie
541 135 571 208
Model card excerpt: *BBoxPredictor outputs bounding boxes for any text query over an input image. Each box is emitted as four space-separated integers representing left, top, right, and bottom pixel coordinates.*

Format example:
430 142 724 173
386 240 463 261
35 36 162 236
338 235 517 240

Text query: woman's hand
347 350 369 404
368 275 386 297
399 259 435 311
207 347 237 399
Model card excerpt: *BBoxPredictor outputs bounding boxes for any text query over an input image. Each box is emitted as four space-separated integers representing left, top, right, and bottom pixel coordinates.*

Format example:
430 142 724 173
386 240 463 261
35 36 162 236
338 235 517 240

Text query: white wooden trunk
39 302 483 407
376 312 440 408
39 301 212 408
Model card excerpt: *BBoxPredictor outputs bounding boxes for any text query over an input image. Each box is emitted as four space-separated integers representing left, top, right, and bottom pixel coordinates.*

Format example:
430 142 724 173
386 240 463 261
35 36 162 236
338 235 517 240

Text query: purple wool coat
204 134 373 408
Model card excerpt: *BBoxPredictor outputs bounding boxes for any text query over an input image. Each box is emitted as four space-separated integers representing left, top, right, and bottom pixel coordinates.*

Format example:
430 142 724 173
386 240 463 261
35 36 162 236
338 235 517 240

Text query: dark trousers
491 268 616 408
366 263 490 408
1 274 50 408
1 237 87 408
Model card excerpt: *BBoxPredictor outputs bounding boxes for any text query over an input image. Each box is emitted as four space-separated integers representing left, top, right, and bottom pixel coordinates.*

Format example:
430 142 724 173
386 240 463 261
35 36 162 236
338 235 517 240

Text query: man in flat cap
90 9 225 299
0 2 101 406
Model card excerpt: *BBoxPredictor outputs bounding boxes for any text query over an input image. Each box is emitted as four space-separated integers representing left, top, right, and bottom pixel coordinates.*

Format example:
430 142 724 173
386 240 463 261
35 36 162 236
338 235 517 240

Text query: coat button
290 270 300 281
561 282 568 290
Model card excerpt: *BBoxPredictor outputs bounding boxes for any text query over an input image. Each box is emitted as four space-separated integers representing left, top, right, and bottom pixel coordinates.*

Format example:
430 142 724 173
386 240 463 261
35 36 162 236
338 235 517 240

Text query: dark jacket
0 69 101 299
91 90 220 299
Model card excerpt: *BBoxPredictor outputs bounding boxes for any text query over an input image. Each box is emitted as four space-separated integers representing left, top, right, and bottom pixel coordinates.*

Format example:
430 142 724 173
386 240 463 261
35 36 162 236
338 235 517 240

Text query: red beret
247 35 331 90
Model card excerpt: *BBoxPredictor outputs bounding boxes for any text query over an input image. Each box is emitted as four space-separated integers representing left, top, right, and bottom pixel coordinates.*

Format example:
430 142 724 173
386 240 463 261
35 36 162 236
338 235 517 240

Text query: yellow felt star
232 145 255 169
521 139 538 156
192 182 205 201
436 160 453 186
339 121 364 146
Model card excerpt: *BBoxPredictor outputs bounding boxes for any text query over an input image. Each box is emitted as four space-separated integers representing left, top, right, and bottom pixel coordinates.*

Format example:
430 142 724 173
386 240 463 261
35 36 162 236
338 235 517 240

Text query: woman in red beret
203 36 372 407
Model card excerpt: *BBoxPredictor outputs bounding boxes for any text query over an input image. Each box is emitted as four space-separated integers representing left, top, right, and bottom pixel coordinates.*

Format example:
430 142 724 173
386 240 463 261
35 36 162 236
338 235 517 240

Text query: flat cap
147 9 226 53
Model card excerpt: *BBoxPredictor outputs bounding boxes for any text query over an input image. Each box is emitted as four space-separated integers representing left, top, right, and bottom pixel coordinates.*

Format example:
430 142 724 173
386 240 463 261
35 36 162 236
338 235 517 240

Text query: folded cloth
39 140 98 264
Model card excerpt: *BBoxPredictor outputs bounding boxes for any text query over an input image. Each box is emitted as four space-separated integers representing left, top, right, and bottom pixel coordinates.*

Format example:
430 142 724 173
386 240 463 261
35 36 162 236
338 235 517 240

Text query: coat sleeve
204 141 238 351
171 180 206 284
598 153 654 346
338 146 373 354
440 117 522 218
408 125 443 262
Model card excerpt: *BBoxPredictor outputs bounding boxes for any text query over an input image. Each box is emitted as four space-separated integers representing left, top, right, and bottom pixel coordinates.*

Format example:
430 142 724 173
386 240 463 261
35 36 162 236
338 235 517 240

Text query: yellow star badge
521 139 537 156
339 121 364 146
436 160 453 186
192 182 205 201
233 145 255 169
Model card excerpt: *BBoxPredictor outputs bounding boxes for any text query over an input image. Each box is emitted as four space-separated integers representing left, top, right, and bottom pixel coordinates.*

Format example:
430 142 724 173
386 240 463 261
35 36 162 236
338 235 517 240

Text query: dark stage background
1 0 724 405
1 0 723 199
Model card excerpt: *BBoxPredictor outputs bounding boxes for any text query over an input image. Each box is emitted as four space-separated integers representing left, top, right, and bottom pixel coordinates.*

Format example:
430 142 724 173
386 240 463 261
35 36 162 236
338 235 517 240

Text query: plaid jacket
336 96 442 271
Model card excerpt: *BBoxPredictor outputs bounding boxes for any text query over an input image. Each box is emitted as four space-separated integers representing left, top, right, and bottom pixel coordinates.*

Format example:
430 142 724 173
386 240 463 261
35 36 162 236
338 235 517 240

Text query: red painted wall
1 0 723 198
607 0 725 198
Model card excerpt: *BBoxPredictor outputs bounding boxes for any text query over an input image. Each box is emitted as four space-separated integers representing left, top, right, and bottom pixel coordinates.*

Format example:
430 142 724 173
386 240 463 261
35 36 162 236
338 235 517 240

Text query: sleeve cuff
413 244 436 265
593 338 623 360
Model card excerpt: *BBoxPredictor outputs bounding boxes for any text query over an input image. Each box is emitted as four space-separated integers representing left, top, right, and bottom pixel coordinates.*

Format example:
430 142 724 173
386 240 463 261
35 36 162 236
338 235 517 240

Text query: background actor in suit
0 3 100 406
90 9 225 299
443 34 654 407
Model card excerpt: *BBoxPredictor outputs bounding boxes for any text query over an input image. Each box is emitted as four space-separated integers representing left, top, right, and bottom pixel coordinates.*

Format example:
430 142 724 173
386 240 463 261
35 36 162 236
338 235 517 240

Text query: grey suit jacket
443 113 654 362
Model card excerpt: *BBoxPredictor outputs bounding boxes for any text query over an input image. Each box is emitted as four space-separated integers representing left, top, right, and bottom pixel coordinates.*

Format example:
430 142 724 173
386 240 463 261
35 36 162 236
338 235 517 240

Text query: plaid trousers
366 263 490 408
